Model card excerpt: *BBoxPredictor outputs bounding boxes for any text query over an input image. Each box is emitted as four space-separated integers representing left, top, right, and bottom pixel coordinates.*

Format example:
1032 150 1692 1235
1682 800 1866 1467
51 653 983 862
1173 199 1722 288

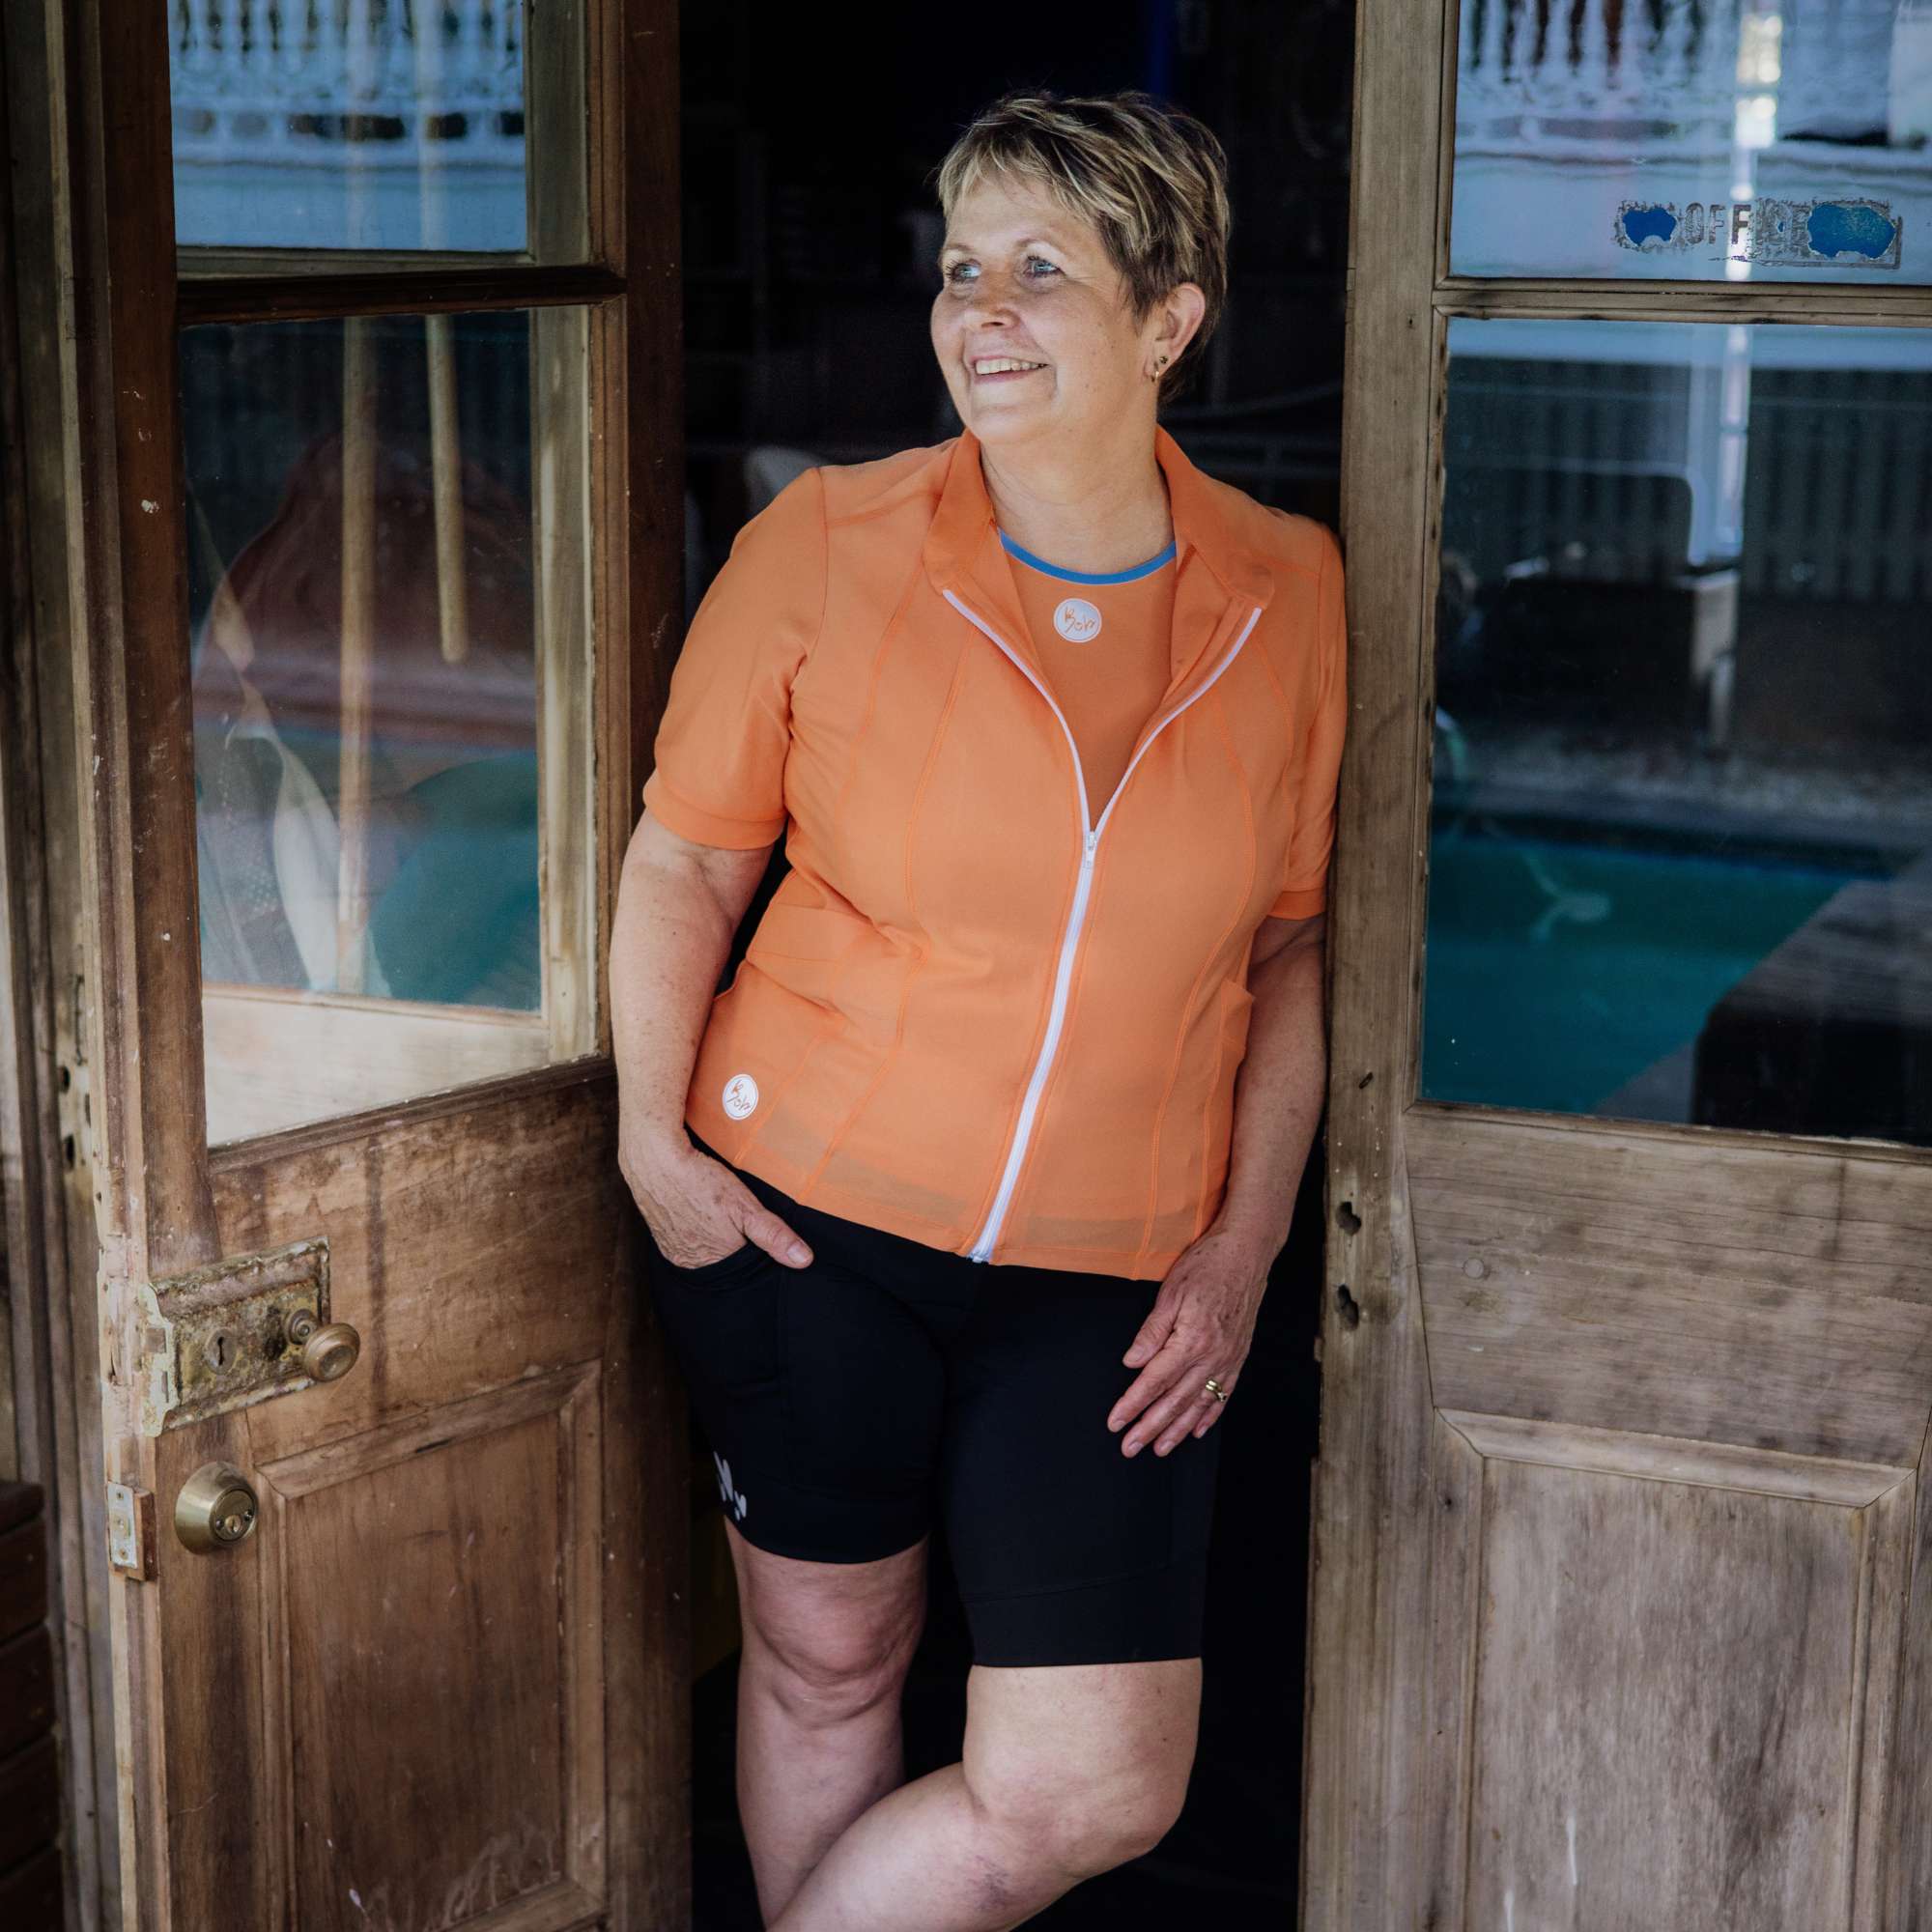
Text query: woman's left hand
1106 1225 1272 1456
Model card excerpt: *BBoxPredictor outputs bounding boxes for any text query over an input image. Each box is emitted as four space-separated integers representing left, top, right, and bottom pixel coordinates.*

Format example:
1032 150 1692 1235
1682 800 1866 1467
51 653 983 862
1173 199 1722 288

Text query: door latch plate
105 1480 155 1580
136 1236 330 1435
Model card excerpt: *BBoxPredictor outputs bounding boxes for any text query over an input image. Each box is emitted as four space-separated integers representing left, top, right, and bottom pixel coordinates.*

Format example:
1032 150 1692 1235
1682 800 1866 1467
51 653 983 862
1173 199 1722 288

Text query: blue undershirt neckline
998 528 1179 585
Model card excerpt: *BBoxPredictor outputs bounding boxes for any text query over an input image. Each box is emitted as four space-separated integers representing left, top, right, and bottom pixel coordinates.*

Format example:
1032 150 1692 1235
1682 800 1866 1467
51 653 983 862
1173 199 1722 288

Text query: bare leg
724 1520 931 1924
768 1655 1202 1931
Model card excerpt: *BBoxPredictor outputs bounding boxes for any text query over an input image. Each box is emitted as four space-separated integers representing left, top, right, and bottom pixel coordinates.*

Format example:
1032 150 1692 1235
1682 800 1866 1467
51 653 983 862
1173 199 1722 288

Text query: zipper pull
1083 830 1098 862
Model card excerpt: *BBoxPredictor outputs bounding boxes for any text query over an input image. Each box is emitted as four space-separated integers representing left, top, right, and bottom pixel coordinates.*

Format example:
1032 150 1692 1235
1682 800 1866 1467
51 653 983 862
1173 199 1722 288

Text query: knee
744 1605 921 1729
972 1757 1190 1881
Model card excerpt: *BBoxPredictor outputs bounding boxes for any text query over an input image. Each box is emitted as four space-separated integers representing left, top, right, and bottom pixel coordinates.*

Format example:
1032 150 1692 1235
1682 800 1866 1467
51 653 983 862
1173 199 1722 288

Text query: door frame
1307 0 1932 1919
2 4 131 1921
0 0 690 1924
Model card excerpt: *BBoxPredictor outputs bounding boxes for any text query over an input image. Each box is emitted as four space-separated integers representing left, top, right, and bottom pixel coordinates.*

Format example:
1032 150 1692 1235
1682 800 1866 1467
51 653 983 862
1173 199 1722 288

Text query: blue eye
941 256 1061 285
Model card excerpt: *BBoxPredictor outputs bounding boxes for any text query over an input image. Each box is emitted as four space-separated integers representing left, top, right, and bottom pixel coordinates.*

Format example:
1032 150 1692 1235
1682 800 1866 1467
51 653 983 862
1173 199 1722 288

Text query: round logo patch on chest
1053 597 1103 642
722 1072 760 1121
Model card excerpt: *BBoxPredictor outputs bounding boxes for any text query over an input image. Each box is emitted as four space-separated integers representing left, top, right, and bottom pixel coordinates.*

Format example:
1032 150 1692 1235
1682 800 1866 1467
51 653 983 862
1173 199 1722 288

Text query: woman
611 89 1346 1931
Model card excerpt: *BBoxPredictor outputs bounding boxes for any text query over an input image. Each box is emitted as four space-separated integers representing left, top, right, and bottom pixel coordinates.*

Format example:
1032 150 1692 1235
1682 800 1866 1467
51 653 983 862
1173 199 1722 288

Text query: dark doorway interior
677 2 1351 1918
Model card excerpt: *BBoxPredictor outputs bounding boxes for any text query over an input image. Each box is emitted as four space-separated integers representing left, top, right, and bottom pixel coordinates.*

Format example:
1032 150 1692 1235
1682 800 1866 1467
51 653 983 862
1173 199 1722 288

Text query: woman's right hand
619 1122 814 1270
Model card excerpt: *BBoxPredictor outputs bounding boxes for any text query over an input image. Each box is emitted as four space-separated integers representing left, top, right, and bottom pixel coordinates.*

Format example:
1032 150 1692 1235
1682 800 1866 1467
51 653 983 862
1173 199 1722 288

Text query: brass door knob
285 1308 360 1383
300 1321 360 1383
175 1463 260 1553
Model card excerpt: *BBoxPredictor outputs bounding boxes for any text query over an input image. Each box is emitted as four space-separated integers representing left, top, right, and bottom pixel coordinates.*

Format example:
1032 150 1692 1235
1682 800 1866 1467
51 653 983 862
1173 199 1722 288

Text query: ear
1151 281 1208 366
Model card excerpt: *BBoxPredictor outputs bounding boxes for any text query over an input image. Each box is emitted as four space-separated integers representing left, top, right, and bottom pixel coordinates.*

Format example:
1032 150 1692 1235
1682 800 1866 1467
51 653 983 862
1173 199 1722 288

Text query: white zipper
943 587 1264 1263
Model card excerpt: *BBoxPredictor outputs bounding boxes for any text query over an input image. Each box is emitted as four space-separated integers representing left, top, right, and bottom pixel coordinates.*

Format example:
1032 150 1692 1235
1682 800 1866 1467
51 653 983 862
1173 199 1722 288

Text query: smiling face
931 170 1190 454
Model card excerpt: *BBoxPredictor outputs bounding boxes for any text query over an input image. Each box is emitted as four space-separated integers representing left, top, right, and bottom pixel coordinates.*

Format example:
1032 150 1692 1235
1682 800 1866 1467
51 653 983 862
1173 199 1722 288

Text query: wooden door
1308 0 1932 1921
32 2 688 1926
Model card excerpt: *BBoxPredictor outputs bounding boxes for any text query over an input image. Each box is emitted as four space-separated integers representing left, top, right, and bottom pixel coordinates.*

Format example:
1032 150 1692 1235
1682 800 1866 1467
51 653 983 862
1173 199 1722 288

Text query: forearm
608 823 742 1151
1208 926 1330 1264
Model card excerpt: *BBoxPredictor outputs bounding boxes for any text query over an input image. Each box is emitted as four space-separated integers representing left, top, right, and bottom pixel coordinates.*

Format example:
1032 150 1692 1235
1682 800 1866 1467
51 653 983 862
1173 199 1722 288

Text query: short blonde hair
931 90 1232 402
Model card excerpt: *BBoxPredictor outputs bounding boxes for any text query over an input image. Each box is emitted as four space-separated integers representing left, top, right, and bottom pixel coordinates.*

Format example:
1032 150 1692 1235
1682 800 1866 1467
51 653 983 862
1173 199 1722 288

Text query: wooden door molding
1302 0 1450 1906
0 7 118 1926
1309 0 1932 1919
59 5 225 1925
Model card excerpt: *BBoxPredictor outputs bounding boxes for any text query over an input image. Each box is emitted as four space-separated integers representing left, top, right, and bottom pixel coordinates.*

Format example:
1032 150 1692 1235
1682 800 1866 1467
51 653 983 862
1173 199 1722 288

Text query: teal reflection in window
185 312 541 1013
1424 318 1932 1148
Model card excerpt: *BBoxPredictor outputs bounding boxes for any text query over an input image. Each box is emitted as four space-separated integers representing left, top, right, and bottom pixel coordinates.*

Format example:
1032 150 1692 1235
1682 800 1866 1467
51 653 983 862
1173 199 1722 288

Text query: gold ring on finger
1202 1377 1228 1403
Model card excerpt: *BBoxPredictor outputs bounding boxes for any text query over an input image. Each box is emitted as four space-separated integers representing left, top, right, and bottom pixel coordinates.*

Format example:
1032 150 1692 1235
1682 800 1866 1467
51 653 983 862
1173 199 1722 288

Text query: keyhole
211 1333 230 1371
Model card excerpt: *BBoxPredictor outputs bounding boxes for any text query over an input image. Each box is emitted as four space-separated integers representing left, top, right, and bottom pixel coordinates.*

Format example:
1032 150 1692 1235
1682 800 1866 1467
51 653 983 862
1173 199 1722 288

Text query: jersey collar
923 425 1277 693
923 424 1277 612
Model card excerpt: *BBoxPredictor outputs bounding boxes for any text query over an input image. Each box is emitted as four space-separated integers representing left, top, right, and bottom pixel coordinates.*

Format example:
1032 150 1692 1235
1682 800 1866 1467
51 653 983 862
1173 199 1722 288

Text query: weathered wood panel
1445 1410 1908 1506
212 1069 625 1458
1413 1109 1932 1465
262 1366 603 1930
151 1071 625 1932
1467 1458 1902 1929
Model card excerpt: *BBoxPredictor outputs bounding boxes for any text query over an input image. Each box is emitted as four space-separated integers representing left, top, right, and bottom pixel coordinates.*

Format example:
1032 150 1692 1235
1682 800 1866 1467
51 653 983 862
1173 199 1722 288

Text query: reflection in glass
1452 0 1932 281
170 0 526 252
184 311 560 1141
1426 319 1932 1148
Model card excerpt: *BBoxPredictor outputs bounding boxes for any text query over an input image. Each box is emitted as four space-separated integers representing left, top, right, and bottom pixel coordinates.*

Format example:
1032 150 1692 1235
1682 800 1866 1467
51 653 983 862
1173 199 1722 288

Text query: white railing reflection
170 0 525 159
1459 0 1921 151
1457 0 1747 143
170 0 526 247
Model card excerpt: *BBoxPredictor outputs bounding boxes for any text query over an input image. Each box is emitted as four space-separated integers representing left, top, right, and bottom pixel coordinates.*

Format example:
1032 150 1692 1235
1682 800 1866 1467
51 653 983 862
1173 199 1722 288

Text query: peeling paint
130 1276 179 1436
1614 195 1901 269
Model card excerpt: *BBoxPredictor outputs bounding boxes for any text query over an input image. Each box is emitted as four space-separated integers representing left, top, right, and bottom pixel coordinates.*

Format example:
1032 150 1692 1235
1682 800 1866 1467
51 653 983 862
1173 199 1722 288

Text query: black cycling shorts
645 1135 1224 1668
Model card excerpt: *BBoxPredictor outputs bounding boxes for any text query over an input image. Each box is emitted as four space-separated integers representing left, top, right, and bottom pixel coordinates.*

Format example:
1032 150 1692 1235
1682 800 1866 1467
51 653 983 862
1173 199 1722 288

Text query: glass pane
184 307 595 1142
169 0 541 253
1452 0 1932 280
1426 318 1932 1147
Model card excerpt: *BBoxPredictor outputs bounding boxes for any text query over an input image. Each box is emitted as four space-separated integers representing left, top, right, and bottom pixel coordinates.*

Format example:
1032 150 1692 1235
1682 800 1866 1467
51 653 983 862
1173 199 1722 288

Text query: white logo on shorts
722 1072 760 1120
714 1451 749 1520
1053 597 1102 642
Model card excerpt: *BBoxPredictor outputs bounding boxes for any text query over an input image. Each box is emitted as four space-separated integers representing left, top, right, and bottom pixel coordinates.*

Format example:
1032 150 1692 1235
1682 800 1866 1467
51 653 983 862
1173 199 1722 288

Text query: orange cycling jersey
642 425 1348 1278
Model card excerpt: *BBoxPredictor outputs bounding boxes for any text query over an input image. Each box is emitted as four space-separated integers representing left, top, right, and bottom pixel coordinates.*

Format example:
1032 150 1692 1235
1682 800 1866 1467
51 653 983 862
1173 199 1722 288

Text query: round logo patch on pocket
722 1071 760 1120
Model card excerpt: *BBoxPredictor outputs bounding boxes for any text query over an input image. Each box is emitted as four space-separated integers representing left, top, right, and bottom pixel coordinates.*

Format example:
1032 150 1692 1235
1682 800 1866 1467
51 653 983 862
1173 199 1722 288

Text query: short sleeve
1267 526 1348 920
640 468 828 849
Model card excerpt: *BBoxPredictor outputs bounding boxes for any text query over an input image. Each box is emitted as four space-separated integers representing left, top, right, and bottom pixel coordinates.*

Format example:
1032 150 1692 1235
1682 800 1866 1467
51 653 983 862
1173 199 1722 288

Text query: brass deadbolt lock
285 1309 361 1382
175 1463 261 1553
